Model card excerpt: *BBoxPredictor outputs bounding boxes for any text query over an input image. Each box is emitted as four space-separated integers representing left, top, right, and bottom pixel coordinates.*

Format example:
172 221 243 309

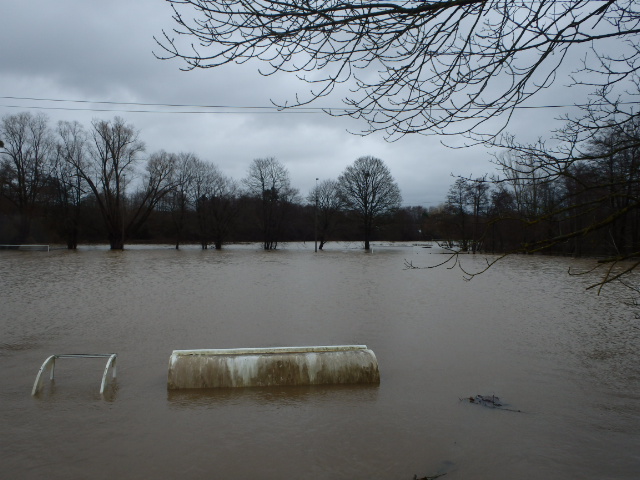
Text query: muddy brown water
1 243 639 479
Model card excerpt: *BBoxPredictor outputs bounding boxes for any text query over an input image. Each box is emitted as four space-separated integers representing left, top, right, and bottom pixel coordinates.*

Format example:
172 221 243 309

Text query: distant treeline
2 111 638 260
0 113 411 249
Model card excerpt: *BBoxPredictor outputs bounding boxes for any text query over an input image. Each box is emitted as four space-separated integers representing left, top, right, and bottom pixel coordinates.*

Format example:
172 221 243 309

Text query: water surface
1 243 639 479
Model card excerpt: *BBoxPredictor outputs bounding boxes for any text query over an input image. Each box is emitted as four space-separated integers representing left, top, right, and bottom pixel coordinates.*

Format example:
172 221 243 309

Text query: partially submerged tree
307 179 344 250
207 171 240 250
165 152 198 249
188 157 218 248
445 178 471 252
170 157 241 249
465 177 490 254
196 162 240 250
64 117 176 249
244 157 299 250
338 156 401 250
128 150 178 241
55 120 89 249
0 112 54 242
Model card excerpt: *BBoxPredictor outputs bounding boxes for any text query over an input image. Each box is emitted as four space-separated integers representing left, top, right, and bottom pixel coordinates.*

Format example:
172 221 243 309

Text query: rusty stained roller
167 345 380 389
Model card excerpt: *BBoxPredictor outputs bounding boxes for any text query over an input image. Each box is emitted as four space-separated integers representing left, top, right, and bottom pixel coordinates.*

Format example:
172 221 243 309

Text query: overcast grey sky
0 0 604 207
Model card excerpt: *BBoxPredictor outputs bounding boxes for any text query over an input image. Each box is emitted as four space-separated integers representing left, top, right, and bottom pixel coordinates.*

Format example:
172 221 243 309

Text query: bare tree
167 156 241 249
244 157 299 250
55 120 89 249
466 177 491 254
183 157 222 249
338 156 401 250
83 117 145 249
63 117 176 249
0 112 54 242
155 0 637 139
164 151 198 249
307 179 344 250
207 171 240 249
128 150 178 238
186 158 240 249
445 178 471 251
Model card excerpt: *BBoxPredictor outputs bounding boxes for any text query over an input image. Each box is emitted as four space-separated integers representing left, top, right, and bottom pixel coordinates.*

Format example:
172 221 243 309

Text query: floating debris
469 394 502 407
463 394 522 412
413 460 454 479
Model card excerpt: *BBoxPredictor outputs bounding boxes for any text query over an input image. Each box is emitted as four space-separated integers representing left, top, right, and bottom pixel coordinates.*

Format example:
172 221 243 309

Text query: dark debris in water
413 460 454 479
463 394 522 412
469 394 502 407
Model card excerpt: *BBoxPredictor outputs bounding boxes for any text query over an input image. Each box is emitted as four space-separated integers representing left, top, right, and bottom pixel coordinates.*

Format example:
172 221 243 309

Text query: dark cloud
1 0 605 207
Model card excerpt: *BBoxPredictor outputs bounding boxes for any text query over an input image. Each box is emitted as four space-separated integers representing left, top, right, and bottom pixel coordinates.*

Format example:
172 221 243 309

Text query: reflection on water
167 384 380 408
1 243 639 479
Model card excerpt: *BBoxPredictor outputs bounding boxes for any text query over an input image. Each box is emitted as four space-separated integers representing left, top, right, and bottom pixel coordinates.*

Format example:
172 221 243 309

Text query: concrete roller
167 345 380 389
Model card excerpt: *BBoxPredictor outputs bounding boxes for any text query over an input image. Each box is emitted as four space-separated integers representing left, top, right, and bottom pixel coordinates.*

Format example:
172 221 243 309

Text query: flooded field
1 243 639 479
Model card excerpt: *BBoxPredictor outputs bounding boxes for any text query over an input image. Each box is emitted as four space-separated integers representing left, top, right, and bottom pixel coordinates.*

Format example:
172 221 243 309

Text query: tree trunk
109 232 124 250
16 215 31 244
66 222 78 249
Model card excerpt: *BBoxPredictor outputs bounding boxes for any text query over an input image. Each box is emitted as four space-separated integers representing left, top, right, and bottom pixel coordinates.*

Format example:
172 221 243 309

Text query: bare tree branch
155 0 640 139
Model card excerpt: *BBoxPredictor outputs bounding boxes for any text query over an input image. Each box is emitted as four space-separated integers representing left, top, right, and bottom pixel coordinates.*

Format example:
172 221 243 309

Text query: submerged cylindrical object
167 345 380 389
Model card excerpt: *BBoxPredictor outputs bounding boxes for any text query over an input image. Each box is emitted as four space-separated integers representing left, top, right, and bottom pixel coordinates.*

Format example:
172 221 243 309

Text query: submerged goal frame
32 353 117 395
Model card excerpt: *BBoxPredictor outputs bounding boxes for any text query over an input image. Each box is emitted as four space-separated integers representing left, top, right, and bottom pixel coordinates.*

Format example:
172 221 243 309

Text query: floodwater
1 243 639 479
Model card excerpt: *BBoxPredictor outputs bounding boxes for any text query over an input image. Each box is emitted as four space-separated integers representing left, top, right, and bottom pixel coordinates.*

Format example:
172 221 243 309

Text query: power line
0 96 323 115
1 95 638 115
0 103 316 115
0 96 308 111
